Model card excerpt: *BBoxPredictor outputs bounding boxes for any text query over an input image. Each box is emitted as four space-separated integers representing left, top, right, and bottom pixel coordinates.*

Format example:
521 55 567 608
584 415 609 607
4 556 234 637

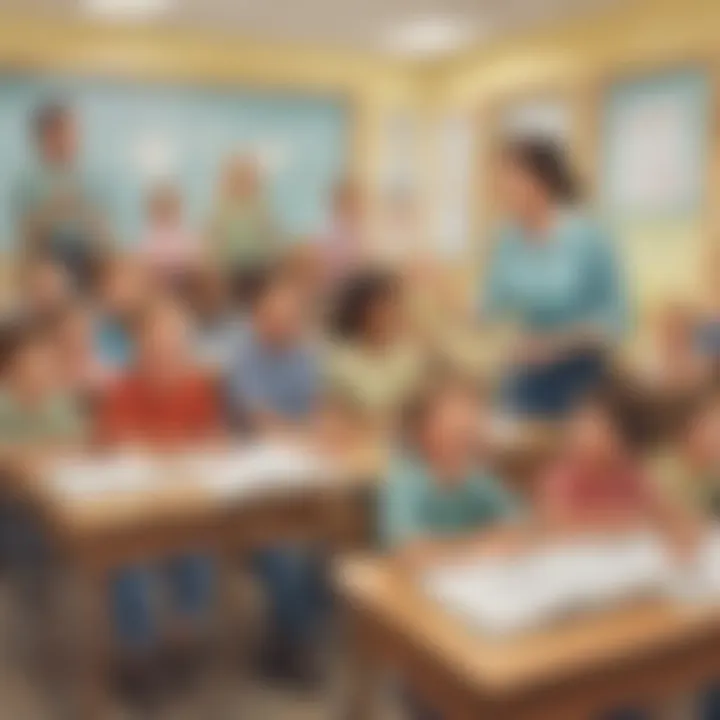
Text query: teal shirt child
379 453 519 550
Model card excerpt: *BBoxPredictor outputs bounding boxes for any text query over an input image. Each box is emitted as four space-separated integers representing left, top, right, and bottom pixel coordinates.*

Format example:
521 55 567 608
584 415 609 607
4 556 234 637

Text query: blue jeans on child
252 544 326 650
111 554 215 649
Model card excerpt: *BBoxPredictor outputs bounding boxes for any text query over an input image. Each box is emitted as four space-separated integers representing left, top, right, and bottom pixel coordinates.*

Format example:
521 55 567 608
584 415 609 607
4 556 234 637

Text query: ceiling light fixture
83 0 174 21
384 16 478 57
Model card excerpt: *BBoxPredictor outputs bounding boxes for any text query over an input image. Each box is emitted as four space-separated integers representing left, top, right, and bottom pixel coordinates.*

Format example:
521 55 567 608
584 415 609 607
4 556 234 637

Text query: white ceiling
0 0 621 57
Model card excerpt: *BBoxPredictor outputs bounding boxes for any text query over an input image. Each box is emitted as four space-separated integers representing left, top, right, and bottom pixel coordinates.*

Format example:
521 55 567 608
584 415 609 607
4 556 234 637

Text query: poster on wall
434 113 475 258
602 70 710 219
501 98 573 144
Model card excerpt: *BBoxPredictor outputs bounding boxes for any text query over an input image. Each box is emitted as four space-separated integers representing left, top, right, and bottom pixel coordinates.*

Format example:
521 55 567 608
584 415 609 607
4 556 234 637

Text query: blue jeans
111 554 215 649
252 545 326 650
700 683 720 719
503 349 606 418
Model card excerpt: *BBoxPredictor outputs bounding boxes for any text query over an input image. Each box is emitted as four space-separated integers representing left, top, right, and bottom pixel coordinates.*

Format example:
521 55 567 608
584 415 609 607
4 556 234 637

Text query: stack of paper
183 443 330 499
49 454 158 500
424 533 672 637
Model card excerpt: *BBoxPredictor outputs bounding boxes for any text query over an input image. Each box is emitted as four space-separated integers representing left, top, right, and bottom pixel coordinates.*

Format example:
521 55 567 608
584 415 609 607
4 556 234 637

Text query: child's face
227 161 259 200
28 263 70 310
150 193 181 224
139 304 190 372
102 263 146 316
658 309 692 351
364 294 403 344
420 389 479 467
687 408 720 465
568 406 621 461
255 284 305 343
59 310 93 355
11 340 58 397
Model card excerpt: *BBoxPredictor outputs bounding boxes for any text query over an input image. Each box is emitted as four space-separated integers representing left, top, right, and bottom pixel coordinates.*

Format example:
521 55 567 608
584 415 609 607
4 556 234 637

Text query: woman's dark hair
503 136 581 203
331 269 401 341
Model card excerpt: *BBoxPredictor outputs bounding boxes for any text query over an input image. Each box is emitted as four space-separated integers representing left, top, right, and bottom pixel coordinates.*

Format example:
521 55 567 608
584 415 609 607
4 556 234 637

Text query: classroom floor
0 574 400 720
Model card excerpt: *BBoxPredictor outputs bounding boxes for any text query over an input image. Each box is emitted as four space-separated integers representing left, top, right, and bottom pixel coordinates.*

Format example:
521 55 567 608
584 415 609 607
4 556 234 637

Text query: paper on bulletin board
602 70 710 220
434 114 476 258
501 99 573 143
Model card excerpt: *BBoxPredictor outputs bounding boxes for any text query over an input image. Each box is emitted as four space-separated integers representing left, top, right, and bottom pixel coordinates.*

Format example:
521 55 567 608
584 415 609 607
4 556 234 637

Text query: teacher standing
482 137 627 418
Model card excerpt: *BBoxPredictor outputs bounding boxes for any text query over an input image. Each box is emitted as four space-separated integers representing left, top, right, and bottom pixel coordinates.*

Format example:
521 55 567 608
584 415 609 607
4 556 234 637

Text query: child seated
381 375 521 568
95 296 219 701
227 268 321 434
327 269 424 429
0 317 86 454
225 268 327 685
537 395 680 535
380 375 521 720
138 183 200 287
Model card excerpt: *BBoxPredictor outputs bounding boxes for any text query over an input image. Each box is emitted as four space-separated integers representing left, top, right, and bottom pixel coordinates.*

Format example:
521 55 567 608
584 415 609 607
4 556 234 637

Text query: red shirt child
96 296 221 449
538 400 653 531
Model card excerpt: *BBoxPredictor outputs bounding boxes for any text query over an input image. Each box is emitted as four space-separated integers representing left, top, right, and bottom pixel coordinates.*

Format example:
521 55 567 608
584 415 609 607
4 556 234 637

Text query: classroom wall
425 0 720 317
0 13 426 269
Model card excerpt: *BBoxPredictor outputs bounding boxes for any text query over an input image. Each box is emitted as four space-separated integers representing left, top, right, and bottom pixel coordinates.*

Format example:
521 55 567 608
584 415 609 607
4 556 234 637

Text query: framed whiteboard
601 69 711 220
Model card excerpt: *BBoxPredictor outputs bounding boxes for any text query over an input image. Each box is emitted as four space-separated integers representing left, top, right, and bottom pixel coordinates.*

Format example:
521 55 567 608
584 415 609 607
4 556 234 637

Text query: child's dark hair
331 269 401 341
502 136 581 203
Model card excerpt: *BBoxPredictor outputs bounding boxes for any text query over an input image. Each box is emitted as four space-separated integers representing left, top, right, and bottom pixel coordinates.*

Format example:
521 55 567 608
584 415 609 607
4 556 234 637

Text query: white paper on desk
665 528 720 603
423 533 673 637
48 454 158 499
483 413 524 446
184 443 331 499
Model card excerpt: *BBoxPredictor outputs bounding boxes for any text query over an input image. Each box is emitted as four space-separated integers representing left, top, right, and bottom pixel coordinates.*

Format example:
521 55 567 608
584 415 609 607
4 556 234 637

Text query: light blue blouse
481 213 628 339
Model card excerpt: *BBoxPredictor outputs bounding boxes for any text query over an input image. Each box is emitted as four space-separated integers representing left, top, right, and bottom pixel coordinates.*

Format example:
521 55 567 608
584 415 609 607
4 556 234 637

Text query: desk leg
75 565 112 720
343 608 379 720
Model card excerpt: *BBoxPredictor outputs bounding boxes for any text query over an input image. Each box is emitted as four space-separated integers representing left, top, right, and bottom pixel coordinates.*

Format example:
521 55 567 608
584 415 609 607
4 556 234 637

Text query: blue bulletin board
601 69 710 221
0 75 350 248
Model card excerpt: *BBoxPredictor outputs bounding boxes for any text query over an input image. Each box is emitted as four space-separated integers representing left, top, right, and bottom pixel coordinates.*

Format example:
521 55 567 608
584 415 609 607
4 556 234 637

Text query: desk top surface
337 558 720 696
19 443 384 536
15 420 558 538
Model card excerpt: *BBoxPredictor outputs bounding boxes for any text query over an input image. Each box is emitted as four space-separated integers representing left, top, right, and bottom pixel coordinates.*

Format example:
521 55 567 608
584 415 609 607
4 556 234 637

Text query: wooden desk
338 559 720 720
15 447 381 719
